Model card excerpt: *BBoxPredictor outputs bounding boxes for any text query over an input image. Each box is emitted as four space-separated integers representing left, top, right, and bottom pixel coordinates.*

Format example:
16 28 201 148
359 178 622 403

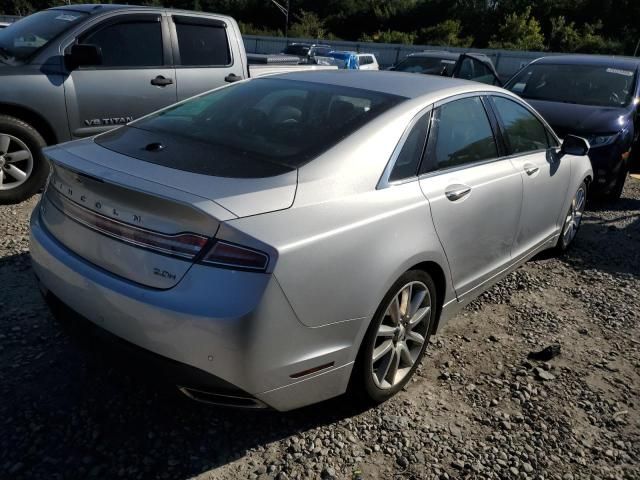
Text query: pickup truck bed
0 4 336 204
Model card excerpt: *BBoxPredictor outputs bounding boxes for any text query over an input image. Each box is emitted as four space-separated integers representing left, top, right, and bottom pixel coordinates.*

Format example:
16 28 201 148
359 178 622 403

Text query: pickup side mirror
561 135 590 156
67 43 102 69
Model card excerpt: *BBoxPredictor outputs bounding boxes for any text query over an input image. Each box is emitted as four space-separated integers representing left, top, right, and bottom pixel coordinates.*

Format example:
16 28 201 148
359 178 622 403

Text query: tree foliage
488 7 546 51
0 0 637 55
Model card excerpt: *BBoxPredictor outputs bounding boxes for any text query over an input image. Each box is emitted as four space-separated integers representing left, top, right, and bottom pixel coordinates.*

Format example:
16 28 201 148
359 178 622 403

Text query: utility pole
270 0 290 39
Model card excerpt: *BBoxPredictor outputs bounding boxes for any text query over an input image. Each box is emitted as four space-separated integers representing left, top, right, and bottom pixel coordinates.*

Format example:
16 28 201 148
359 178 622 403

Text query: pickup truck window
120 78 406 176
80 19 163 68
175 22 231 66
0 9 88 63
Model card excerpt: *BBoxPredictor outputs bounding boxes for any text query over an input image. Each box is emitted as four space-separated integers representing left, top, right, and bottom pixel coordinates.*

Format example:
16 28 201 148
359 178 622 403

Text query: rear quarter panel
223 181 452 329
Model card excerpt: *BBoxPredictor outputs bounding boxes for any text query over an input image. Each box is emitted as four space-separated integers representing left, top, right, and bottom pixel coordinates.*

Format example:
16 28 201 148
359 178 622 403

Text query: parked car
356 53 379 70
325 51 380 70
0 5 332 205
281 42 332 64
31 71 592 411
391 50 501 85
0 22 10 29
504 55 639 200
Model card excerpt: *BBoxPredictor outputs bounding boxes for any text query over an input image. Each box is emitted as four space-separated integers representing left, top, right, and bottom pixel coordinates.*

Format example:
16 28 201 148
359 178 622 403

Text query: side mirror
561 135 590 156
66 43 102 69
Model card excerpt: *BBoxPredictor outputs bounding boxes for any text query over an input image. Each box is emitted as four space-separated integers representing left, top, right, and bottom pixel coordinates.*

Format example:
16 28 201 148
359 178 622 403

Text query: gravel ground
0 178 639 480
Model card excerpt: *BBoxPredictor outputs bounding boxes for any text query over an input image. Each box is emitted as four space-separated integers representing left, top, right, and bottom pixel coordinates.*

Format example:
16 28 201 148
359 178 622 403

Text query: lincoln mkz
30 71 592 410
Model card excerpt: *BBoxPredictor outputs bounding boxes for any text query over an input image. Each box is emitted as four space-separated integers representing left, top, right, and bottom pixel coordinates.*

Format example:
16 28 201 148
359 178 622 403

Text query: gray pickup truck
0 4 331 203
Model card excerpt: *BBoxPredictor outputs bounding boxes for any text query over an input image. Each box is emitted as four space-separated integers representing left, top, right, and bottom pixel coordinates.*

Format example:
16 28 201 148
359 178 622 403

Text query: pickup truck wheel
0 115 48 205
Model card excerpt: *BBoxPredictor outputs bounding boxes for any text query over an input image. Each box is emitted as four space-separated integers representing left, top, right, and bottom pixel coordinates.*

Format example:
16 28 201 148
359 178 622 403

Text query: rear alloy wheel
557 181 586 252
355 270 437 404
0 115 48 205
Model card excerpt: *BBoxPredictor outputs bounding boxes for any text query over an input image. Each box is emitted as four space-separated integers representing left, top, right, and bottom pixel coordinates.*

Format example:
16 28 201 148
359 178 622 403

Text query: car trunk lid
40 141 296 288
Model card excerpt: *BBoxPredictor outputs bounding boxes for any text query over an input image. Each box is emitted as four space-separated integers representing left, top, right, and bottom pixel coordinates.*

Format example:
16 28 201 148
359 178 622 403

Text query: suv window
457 57 497 85
389 113 429 182
174 20 231 66
492 96 550 154
429 97 497 170
80 18 163 68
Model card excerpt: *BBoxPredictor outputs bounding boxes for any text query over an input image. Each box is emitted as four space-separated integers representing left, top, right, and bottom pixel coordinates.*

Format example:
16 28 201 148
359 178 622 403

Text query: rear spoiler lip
43 144 239 223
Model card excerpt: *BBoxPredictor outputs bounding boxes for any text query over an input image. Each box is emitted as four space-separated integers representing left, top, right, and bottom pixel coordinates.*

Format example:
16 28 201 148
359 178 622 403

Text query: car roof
533 54 640 70
408 50 461 60
267 70 501 99
49 3 235 19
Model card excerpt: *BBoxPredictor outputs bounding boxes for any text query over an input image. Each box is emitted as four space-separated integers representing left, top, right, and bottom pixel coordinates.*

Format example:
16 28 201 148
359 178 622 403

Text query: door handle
150 75 173 87
524 164 540 176
445 185 472 201
225 73 242 83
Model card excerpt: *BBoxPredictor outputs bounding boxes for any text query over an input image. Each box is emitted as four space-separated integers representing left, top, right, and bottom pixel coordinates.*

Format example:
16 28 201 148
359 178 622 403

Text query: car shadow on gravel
564 193 640 278
0 252 369 480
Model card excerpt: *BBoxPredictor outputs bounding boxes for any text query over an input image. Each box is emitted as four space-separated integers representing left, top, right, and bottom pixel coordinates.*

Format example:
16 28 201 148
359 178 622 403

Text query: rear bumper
30 206 363 411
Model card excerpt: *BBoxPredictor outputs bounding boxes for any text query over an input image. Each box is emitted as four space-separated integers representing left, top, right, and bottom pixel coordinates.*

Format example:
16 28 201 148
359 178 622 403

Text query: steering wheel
610 92 620 104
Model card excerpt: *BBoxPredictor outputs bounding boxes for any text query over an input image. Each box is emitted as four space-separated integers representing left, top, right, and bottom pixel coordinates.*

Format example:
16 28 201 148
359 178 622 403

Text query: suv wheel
0 115 48 205
352 270 437 404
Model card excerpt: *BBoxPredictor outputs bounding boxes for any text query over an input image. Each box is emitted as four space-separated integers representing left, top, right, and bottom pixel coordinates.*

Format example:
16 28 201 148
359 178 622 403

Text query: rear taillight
47 187 209 259
201 241 269 271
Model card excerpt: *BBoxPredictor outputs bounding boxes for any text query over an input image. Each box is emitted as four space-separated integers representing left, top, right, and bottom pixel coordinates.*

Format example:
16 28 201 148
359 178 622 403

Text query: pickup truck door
452 54 502 86
168 14 243 101
64 13 177 138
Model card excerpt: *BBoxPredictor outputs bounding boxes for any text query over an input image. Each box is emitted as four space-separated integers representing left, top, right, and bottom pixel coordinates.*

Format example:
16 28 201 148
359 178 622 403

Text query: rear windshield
507 63 637 108
0 9 88 63
395 56 457 75
130 77 405 175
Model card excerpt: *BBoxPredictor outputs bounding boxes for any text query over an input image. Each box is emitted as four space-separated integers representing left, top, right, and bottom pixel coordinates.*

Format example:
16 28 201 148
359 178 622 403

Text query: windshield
129 78 406 176
507 64 637 108
283 44 310 56
0 9 87 63
394 56 457 75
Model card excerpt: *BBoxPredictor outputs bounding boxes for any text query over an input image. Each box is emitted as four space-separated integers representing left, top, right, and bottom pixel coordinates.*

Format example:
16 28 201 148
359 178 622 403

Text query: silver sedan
30 71 592 410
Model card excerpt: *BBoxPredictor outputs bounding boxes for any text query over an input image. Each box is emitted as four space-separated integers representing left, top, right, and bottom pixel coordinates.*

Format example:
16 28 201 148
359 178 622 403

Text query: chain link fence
0 14 20 23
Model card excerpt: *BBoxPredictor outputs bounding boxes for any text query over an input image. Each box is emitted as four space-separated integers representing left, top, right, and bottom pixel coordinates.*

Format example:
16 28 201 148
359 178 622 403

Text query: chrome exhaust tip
178 386 268 409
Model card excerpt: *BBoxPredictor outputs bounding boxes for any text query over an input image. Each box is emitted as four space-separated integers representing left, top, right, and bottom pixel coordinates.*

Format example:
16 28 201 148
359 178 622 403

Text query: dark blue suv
505 55 639 200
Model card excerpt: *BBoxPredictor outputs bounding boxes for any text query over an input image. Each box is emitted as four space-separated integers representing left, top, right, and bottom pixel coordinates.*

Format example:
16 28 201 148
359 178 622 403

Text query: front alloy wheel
0 134 34 192
559 181 586 251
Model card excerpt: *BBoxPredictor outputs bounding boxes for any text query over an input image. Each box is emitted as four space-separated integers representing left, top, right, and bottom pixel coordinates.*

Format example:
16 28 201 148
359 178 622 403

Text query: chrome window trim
377 105 433 190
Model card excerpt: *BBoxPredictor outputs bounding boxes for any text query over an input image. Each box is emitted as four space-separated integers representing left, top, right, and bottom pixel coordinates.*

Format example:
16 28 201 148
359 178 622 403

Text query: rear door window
389 113 430 182
424 96 498 172
80 17 163 68
491 96 551 154
173 17 231 66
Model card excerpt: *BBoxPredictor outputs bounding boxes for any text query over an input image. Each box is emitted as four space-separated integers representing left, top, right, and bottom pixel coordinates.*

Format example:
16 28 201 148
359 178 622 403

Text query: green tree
418 19 473 47
288 10 325 39
360 29 417 45
488 6 546 51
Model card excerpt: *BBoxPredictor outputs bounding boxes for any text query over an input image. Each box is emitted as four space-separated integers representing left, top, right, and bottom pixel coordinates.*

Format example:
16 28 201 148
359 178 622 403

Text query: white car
357 53 379 70
0 22 11 29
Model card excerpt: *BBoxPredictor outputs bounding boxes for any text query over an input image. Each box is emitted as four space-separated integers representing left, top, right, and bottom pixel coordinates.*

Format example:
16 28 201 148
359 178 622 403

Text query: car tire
0 115 48 205
351 270 437 405
556 181 587 253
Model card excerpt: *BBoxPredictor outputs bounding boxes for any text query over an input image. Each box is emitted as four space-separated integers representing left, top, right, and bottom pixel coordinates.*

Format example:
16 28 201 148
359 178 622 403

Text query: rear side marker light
290 362 335 379
201 241 269 271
